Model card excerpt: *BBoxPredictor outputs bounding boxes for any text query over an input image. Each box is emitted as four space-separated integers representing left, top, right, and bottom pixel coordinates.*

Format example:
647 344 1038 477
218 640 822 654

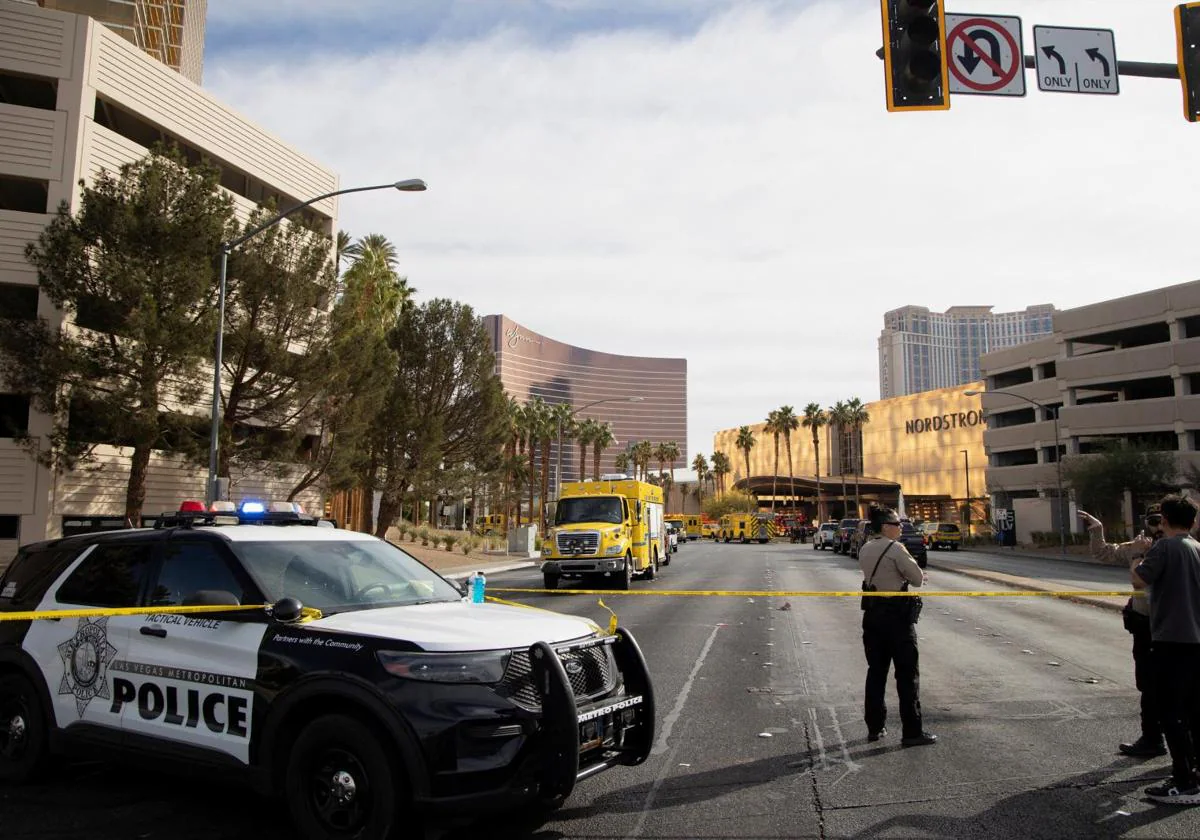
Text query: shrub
418 527 430 546
460 537 475 555
443 534 458 551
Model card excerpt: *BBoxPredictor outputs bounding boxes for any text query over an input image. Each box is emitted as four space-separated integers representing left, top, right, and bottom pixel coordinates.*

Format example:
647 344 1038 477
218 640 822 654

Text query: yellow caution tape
485 594 620 636
0 603 324 622
489 588 1134 598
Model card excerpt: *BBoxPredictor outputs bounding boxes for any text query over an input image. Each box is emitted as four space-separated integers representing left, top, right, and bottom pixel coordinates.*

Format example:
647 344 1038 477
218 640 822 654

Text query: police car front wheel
286 713 408 840
0 673 50 784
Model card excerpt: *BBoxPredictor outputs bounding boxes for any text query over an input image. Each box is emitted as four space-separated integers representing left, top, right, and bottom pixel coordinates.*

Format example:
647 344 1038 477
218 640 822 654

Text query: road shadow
846 757 1175 840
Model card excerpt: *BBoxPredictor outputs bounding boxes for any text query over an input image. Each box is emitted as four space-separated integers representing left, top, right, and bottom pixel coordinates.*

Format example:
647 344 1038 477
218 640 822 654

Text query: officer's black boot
1120 734 1167 757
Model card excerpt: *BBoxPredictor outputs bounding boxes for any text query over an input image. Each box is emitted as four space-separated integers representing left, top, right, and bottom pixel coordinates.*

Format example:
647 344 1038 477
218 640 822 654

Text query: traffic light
1178 3 1200 122
880 0 950 112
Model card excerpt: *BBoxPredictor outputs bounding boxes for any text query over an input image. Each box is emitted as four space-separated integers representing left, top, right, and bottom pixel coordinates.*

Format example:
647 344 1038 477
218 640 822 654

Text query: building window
1038 361 1057 379
0 394 30 438
993 449 1038 467
0 515 18 541
0 284 39 321
1181 315 1200 339
0 70 57 110
0 176 49 214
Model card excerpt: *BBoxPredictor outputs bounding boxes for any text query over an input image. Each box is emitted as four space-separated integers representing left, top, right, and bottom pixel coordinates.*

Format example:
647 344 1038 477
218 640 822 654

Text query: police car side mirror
271 596 305 623
182 589 241 607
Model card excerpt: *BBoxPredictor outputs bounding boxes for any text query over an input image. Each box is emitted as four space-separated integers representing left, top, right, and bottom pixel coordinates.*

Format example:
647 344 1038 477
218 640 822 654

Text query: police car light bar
240 500 267 514
178 500 207 512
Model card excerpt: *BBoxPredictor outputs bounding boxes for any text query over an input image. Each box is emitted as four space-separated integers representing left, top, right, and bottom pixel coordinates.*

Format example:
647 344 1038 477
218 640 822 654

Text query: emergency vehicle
473 513 529 535
718 512 775 544
0 499 655 839
539 475 665 590
666 514 703 542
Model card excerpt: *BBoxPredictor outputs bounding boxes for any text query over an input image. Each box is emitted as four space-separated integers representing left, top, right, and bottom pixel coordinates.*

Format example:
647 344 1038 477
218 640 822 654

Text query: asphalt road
3 540 1198 839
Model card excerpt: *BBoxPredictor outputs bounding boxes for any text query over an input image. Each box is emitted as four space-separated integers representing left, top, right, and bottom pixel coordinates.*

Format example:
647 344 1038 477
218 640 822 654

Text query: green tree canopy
1 146 234 524
1063 439 1178 526
371 299 507 537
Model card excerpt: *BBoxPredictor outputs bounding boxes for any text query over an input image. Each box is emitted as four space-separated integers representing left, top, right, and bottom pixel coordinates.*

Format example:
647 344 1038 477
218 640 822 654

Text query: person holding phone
1079 507 1161 758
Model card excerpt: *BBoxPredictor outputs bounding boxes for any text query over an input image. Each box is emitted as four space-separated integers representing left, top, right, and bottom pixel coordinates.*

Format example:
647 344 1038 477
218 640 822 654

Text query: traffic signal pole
875 47 1180 79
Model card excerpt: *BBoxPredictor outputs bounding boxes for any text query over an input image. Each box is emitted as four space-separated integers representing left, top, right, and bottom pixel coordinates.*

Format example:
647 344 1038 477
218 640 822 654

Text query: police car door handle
140 625 168 638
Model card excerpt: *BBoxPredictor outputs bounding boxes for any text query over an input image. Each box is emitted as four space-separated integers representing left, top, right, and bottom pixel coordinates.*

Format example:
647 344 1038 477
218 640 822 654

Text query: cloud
203 0 1199 462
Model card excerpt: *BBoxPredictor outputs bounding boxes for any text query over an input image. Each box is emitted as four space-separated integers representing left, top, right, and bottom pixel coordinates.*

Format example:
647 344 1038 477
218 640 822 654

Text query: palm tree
847 397 871 515
502 395 523 530
522 397 550 531
655 441 680 509
776 405 799 513
692 453 708 513
550 401 575 499
614 451 630 475
576 419 597 484
343 233 416 314
829 401 851 518
735 426 756 488
592 422 615 479
711 451 731 496
535 401 561 531
802 403 827 522
765 410 782 514
633 440 654 482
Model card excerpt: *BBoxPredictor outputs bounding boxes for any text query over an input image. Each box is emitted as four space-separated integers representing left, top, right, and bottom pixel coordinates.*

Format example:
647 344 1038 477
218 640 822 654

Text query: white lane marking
626 718 688 839
651 623 722 756
808 707 827 769
827 705 860 772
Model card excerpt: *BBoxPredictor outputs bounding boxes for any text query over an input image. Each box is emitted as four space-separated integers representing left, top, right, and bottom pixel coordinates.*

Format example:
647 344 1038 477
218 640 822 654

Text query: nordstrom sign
905 410 983 435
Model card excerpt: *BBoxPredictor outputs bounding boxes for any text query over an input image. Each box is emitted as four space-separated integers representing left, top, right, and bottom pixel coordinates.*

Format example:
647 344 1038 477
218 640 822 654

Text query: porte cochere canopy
731 474 902 501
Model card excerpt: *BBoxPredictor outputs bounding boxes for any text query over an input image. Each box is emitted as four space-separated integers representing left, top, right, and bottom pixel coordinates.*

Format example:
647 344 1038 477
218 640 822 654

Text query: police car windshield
555 497 623 525
229 540 461 614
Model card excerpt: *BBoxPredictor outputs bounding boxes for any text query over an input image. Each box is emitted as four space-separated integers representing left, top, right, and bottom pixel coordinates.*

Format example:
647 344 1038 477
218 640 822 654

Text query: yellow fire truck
718 512 775 544
472 513 529 535
667 513 703 541
540 475 666 590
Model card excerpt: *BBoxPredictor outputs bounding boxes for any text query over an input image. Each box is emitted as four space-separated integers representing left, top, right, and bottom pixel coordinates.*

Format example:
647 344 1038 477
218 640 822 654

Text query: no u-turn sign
945 14 1027 97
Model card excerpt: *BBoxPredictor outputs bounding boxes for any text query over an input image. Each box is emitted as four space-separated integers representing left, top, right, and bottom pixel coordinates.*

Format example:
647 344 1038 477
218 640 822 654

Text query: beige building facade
0 1 338 559
981 279 1200 539
712 383 987 525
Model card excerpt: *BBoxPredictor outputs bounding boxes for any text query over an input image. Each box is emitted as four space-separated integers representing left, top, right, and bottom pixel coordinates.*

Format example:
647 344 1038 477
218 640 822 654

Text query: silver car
813 522 838 550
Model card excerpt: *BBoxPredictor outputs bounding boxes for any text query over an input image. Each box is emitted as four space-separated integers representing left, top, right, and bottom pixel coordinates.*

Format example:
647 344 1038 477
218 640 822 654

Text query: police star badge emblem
57 617 119 717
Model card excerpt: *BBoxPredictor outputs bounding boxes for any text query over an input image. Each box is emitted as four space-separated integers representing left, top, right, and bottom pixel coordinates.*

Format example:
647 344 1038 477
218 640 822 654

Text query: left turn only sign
945 14 1027 97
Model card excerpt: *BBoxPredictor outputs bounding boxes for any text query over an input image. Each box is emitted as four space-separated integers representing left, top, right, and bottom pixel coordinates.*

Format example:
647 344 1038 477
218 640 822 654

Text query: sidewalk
392 540 540 581
926 546 1134 613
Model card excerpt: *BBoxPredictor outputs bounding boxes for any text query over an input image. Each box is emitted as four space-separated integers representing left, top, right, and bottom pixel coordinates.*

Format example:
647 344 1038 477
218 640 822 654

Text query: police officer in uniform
859 504 937 746
1080 506 1162 757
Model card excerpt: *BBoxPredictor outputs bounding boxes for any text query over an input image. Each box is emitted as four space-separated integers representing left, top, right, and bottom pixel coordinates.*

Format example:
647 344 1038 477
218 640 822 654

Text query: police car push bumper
530 626 655 801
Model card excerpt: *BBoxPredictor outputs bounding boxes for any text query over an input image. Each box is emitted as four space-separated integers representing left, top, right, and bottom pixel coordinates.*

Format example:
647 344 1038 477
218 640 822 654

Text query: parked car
849 518 928 567
832 518 861 554
920 521 962 550
813 522 838 550
899 519 928 568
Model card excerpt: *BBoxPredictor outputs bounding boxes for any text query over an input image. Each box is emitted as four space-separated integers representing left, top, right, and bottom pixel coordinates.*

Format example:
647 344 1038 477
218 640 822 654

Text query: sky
201 1 1199 466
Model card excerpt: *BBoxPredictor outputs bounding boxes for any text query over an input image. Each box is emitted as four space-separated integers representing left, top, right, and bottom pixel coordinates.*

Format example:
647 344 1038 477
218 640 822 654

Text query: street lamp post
964 389 1066 556
961 448 971 538
206 179 427 505
553 396 645 500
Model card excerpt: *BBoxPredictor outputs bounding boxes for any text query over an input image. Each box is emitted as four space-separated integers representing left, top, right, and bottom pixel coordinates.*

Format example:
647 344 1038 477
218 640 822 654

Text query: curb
927 557 1127 613
439 560 539 581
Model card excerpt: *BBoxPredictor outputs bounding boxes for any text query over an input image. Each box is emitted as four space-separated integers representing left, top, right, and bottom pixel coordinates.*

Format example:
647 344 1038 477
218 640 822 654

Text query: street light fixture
554 396 645 499
206 178 428 505
964 388 1066 555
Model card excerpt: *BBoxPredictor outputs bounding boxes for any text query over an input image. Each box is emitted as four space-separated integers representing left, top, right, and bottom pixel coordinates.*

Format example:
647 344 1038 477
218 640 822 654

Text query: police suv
0 501 655 839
